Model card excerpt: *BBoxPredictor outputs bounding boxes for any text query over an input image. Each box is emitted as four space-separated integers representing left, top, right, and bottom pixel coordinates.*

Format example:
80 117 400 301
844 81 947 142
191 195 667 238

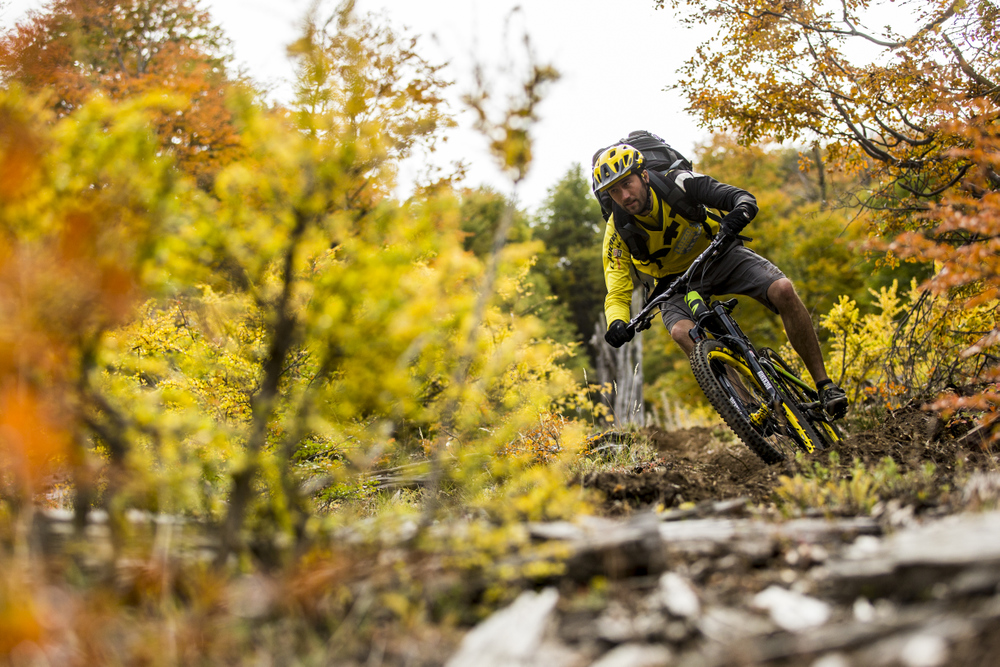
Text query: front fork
686 290 785 419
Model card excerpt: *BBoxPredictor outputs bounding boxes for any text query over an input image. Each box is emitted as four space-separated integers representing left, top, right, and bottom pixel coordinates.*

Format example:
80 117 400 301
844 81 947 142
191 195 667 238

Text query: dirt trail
583 405 992 515
582 426 780 513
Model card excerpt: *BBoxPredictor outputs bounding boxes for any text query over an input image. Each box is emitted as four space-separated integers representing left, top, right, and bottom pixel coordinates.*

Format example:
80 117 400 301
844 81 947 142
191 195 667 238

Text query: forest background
0 0 997 664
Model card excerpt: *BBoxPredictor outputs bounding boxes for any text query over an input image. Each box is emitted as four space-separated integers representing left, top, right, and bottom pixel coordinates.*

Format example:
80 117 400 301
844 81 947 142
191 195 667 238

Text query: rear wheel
691 340 823 464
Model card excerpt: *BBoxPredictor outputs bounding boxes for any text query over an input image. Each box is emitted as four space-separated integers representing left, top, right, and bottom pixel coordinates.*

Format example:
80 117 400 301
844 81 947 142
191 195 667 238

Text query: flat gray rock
445 588 560 667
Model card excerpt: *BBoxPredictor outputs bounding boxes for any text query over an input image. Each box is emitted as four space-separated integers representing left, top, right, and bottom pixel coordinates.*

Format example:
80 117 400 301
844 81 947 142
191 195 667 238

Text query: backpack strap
647 170 716 240
611 201 652 261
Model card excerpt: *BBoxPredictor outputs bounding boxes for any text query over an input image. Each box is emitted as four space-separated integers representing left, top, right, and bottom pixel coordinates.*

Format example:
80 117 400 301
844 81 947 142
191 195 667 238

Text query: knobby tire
691 339 823 465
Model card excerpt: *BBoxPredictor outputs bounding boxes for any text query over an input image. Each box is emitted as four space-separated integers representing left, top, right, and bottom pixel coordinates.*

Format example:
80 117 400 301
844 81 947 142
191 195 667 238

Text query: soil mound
583 425 779 513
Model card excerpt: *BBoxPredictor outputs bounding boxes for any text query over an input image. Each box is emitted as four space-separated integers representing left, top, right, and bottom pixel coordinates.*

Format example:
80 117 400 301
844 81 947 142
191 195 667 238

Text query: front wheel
690 339 823 465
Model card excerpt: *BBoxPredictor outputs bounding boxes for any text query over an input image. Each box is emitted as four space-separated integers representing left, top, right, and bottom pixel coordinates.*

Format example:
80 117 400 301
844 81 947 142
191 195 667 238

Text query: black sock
816 379 833 389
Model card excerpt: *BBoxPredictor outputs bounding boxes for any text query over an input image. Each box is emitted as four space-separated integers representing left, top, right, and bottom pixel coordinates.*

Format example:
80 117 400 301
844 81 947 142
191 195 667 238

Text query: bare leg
766 278 829 386
670 319 697 356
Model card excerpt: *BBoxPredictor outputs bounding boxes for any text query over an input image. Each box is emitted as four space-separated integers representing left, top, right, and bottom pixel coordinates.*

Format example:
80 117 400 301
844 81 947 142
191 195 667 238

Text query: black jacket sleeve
676 172 758 220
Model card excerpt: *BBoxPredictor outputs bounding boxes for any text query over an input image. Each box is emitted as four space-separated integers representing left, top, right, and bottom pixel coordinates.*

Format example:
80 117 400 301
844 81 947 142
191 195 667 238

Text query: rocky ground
27 406 1000 666
446 406 1000 667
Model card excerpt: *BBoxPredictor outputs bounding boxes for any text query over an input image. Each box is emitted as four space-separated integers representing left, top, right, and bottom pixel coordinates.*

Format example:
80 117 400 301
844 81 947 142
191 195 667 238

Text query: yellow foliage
775 452 939 517
820 279 1000 416
0 7 601 664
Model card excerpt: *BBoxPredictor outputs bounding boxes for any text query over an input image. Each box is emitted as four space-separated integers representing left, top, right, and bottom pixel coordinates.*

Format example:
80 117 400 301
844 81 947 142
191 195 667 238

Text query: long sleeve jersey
602 170 758 327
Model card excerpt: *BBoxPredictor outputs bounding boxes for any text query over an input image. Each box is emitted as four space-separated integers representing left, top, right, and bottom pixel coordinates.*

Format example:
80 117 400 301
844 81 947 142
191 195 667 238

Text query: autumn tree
0 0 243 186
0 0 589 575
659 0 994 235
182 4 460 558
288 0 454 201
533 164 607 363
109 5 573 561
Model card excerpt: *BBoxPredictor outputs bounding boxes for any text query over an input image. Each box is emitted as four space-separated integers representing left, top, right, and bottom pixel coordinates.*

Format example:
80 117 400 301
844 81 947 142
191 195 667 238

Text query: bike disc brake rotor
711 353 800 457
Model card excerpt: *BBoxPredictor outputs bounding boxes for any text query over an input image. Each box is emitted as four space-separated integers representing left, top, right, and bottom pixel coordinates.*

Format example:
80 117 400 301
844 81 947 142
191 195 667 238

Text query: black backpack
591 130 694 222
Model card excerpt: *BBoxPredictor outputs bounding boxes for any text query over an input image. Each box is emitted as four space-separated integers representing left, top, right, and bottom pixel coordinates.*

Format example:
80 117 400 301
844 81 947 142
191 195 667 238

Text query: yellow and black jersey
602 170 757 328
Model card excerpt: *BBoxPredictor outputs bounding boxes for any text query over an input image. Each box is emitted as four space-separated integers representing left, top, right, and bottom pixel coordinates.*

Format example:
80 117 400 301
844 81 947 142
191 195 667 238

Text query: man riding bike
593 142 848 418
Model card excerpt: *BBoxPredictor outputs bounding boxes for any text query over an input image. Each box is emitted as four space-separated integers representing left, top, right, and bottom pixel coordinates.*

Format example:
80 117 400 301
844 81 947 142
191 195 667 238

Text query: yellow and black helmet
592 144 645 193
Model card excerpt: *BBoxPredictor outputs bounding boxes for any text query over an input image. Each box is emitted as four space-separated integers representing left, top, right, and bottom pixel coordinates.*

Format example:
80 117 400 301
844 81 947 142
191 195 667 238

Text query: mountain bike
626 235 843 464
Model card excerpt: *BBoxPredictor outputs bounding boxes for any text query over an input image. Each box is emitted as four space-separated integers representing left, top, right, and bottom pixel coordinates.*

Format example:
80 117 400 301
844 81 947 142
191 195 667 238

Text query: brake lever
714 232 753 248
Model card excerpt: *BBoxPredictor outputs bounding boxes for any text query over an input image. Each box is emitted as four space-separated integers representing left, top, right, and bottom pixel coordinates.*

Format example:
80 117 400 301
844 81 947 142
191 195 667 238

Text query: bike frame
626 236 838 445
626 235 729 334
626 237 772 394
759 348 832 425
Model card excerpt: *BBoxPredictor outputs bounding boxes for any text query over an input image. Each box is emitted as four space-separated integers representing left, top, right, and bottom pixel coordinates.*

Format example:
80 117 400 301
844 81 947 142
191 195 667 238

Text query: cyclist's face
606 172 650 215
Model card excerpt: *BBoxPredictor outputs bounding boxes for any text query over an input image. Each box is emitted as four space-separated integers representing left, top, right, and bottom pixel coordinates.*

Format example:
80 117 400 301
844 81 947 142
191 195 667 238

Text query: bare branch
869 106 934 148
897 163 972 198
829 97 897 164
941 33 999 94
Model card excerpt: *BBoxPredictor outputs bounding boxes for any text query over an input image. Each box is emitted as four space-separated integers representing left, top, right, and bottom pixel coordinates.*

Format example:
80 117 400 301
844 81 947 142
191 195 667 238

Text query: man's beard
637 185 653 216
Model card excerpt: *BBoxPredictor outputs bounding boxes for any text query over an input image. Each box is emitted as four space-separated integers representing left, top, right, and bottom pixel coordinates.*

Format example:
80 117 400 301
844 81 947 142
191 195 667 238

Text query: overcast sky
0 0 709 213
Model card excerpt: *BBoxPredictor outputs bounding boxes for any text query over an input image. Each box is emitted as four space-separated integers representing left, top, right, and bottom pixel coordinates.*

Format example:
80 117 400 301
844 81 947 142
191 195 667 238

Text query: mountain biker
593 143 848 419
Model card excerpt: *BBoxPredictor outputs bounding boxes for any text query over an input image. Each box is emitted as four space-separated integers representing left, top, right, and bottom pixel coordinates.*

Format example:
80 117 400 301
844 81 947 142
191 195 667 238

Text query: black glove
605 319 634 348
719 205 752 238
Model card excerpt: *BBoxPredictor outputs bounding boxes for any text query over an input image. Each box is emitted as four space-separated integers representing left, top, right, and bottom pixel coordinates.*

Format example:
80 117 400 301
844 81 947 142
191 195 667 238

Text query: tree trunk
812 143 828 208
591 287 645 428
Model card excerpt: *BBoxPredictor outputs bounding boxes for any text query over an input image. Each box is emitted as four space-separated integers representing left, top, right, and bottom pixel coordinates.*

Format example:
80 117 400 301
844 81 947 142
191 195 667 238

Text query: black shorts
657 245 786 331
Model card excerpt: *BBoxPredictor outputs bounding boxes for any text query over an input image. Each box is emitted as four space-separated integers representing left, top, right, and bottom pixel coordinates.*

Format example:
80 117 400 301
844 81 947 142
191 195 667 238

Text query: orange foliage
0 0 243 186
888 102 1000 439
891 103 1000 302
0 584 44 655
0 385 72 493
